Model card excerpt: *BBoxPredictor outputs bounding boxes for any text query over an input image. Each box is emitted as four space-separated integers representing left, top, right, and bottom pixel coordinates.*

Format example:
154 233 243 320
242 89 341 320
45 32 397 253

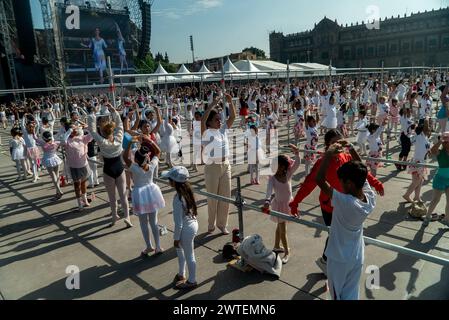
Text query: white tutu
12 147 25 161
160 135 179 154
322 117 337 129
132 183 166 215
42 155 63 169
357 131 369 144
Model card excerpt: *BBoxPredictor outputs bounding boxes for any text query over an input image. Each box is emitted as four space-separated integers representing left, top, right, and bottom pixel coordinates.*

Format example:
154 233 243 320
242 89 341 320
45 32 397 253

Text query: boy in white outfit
315 142 376 300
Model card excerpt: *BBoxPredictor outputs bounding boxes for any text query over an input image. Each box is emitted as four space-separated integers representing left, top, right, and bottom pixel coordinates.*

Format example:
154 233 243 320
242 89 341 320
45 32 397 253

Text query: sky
31 0 448 63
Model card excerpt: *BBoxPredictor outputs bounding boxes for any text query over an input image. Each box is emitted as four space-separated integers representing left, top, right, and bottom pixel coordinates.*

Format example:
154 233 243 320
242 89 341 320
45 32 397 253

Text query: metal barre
153 176 449 266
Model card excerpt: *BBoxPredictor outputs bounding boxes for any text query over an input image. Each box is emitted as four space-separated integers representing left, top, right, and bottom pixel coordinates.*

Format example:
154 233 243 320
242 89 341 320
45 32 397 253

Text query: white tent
197 63 215 78
176 64 201 81
151 63 177 82
234 60 270 79
292 63 336 76
223 57 247 79
223 57 241 74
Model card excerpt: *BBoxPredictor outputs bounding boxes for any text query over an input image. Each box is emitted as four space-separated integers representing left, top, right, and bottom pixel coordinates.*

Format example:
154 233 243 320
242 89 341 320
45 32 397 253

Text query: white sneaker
315 257 327 276
32 177 38 183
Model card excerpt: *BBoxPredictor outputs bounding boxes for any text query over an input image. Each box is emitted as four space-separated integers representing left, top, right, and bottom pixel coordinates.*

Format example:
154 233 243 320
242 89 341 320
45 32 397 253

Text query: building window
344 49 351 59
402 42 410 52
443 37 449 48
321 52 329 60
356 47 364 58
367 47 375 57
415 40 423 51
390 44 398 54
378 45 386 56
429 38 438 49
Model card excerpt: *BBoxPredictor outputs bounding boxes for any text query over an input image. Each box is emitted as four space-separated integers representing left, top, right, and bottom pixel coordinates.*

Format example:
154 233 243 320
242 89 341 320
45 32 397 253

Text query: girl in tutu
37 131 64 200
9 127 27 181
123 138 165 256
263 144 301 264
304 114 319 175
366 121 386 177
20 115 41 183
403 120 431 204
160 107 180 168
293 100 305 146
389 98 400 140
355 110 369 156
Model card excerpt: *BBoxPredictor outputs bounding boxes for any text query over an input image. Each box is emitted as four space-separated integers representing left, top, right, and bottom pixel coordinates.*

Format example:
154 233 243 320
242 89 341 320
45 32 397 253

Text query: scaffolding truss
0 0 18 92
39 0 65 87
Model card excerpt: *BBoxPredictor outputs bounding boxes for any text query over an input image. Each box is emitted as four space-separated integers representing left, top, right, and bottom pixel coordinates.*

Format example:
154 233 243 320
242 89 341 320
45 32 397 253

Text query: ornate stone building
269 7 449 68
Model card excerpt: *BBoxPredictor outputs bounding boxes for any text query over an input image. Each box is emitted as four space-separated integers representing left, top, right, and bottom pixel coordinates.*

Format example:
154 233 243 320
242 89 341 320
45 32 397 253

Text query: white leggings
47 165 63 194
28 157 39 178
88 156 99 186
137 212 161 251
176 221 198 283
15 159 26 177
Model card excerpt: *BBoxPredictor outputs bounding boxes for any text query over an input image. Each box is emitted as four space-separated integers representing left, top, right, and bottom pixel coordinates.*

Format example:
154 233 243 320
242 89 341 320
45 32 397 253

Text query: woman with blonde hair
88 102 133 228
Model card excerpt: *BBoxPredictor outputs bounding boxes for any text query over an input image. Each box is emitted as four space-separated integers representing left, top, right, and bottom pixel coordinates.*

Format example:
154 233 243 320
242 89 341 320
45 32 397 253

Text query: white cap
160 166 190 183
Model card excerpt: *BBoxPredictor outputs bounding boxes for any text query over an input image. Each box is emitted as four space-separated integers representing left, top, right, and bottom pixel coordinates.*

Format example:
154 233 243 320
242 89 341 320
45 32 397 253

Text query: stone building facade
269 7 449 68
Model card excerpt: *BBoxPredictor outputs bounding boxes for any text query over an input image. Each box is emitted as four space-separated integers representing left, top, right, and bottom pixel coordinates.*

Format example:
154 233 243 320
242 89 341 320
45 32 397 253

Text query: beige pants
204 162 231 230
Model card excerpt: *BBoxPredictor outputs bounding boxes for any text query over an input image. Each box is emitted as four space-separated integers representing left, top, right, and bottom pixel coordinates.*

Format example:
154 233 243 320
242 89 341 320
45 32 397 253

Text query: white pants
88 156 99 186
176 220 199 283
327 258 362 300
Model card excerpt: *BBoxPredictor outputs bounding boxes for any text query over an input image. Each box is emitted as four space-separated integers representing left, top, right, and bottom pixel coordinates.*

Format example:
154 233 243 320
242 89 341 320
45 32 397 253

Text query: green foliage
243 47 267 59
135 52 177 74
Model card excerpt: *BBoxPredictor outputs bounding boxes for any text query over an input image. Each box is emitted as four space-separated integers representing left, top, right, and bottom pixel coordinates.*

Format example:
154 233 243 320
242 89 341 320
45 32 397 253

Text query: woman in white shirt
201 94 236 235
88 103 133 228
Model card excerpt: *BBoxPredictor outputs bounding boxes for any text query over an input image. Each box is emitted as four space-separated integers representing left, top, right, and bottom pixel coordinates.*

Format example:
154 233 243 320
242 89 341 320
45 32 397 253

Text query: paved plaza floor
0 121 448 300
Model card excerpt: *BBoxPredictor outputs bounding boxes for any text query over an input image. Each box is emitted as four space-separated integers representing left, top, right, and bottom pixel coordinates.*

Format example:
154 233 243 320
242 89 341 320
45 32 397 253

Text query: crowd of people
1 70 449 299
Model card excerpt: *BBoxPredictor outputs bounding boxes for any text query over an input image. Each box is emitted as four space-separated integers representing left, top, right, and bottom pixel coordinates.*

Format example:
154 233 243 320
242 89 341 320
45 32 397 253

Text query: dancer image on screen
115 23 128 74
81 27 107 84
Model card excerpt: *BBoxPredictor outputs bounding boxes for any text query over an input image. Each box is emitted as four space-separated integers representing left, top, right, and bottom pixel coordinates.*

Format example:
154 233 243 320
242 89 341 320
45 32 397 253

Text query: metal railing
154 175 449 266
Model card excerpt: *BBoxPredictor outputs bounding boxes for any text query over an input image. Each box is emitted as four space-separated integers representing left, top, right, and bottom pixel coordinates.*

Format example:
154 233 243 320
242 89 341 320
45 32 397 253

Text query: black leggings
399 133 411 159
321 208 333 262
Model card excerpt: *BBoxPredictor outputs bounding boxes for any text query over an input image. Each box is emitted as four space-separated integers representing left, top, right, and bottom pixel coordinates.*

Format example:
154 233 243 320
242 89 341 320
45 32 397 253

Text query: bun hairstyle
135 140 156 167
101 122 116 137
42 131 53 142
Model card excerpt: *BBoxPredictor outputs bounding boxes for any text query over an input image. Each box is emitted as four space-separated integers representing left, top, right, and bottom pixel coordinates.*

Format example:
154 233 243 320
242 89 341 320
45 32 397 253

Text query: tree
164 52 169 63
135 53 156 73
243 47 266 59
155 52 164 62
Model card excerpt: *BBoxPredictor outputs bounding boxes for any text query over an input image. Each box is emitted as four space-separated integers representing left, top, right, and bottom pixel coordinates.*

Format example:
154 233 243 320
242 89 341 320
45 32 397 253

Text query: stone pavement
0 122 448 300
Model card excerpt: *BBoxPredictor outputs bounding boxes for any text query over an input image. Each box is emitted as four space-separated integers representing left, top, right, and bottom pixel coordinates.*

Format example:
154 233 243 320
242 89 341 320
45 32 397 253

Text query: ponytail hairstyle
172 180 198 217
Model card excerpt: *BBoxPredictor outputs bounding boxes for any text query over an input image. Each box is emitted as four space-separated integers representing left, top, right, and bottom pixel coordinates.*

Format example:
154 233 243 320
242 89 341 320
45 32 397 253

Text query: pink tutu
294 120 305 138
408 160 429 180
304 144 317 163
27 146 41 160
366 150 383 170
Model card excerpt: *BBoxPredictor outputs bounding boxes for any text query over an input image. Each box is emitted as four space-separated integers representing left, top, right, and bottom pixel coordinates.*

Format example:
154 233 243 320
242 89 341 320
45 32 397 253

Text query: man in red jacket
289 130 384 275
